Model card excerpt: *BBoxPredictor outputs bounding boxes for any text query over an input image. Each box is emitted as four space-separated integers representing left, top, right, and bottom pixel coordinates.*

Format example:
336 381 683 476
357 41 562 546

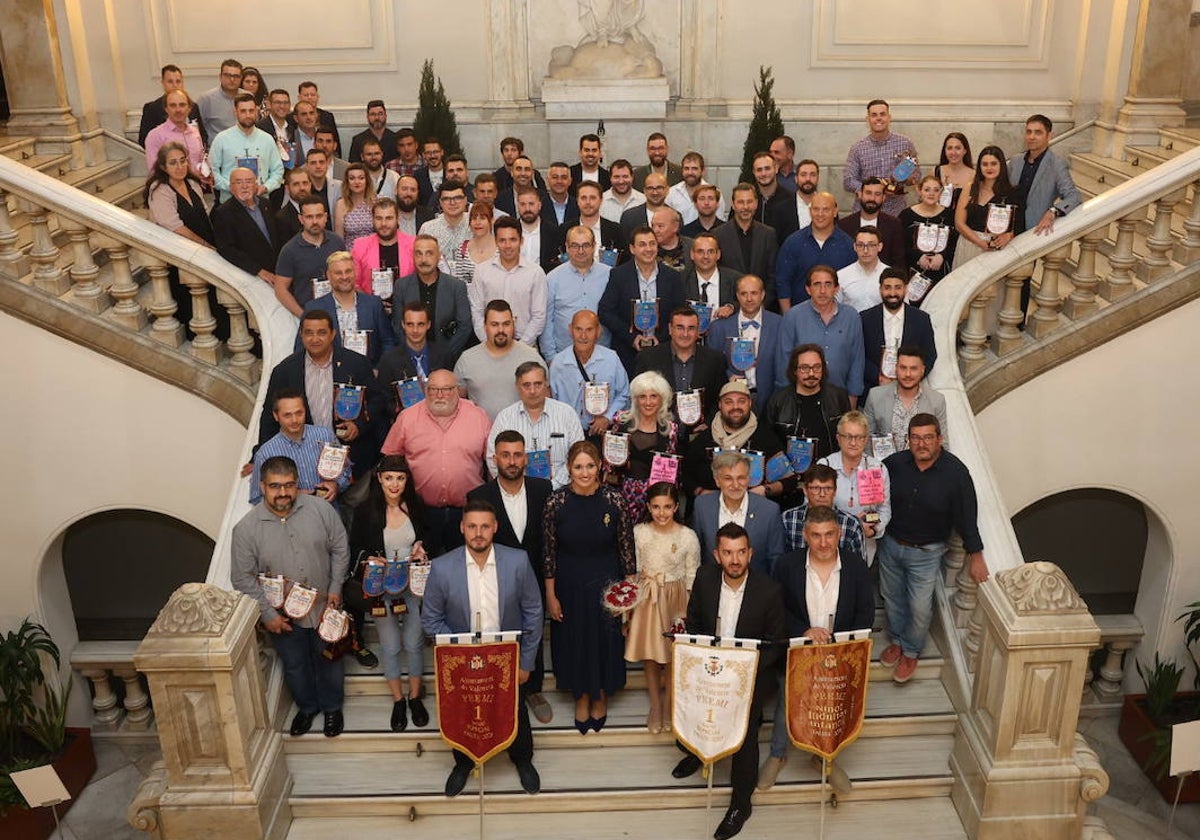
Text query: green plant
1137 653 1184 724
413 59 462 158
737 66 785 185
1179 600 1200 691
0 620 60 759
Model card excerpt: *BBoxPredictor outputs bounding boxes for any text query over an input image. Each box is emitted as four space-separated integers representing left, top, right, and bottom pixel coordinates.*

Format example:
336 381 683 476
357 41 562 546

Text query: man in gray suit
862 347 948 453
422 500 544 797
692 450 785 575
392 235 473 367
1009 115 1081 236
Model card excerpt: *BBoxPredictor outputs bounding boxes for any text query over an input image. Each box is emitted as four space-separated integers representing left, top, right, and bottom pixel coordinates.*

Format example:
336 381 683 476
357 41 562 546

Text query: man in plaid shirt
843 99 921 218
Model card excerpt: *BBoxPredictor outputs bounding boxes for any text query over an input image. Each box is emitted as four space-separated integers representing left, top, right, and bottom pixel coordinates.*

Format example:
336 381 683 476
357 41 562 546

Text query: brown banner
434 640 520 765
785 637 872 761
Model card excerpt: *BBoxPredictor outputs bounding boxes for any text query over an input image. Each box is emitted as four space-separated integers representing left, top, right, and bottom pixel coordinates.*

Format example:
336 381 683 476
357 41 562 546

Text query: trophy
688 300 713 334
675 388 703 427
632 299 659 347
394 377 425 410
786 436 816 474
316 441 349 491
888 151 918 193
603 430 629 467
728 336 758 372
526 438 551 480
334 383 364 440
371 267 394 300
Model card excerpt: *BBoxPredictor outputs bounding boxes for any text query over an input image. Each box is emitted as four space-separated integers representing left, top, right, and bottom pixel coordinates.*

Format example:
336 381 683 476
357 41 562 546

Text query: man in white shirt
601 159 645 224
516 188 554 274
488 362 584 489
837 227 887 312
360 138 399 199
469 216 548 345
666 151 727 226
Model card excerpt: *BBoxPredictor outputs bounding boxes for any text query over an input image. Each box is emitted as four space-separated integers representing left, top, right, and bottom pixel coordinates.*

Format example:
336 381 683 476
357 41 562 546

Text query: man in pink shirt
381 368 490 555
145 89 209 184
351 197 415 311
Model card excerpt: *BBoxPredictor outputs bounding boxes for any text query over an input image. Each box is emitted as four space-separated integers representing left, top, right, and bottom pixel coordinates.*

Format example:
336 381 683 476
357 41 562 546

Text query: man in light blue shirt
489 361 584 489
540 225 612 358
776 266 866 403
549 309 630 438
210 93 285 203
250 389 350 504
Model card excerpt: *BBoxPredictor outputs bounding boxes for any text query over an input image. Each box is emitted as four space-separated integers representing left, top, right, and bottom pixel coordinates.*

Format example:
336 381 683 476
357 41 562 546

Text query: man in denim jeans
877 413 988 684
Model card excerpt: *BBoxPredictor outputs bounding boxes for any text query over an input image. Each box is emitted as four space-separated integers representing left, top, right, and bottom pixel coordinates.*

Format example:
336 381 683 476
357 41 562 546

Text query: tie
700 281 710 302
742 319 759 329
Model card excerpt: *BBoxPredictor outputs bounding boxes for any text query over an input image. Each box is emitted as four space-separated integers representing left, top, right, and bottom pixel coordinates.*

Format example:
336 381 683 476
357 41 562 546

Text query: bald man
547 310 630 437
774 192 856 310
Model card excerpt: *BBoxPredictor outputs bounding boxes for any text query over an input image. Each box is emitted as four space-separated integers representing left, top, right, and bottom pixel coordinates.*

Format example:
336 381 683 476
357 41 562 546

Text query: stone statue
547 0 664 80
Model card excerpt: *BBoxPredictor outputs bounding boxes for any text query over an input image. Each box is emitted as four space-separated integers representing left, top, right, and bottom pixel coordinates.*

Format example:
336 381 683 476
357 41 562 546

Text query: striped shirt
250 425 350 504
487 397 585 489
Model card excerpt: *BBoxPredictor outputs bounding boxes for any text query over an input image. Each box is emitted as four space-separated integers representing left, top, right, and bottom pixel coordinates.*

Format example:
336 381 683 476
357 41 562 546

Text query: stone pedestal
0 0 83 158
950 562 1101 839
541 78 671 120
1111 0 1190 154
130 584 290 840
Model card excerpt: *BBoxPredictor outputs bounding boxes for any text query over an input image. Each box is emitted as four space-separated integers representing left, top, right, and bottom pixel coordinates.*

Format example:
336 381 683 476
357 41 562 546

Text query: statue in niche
547 0 664 80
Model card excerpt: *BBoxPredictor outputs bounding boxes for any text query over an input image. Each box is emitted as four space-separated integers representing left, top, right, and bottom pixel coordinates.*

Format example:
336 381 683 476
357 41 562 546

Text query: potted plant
1118 602 1200 804
0 619 97 839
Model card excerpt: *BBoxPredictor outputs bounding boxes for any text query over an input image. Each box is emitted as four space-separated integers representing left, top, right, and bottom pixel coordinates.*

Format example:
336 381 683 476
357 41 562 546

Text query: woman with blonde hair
608 370 681 521
334 163 377 251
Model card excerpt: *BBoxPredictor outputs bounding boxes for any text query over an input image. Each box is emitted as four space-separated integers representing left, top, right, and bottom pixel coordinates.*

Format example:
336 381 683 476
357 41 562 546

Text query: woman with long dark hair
240 67 268 119
144 141 214 248
953 145 1021 269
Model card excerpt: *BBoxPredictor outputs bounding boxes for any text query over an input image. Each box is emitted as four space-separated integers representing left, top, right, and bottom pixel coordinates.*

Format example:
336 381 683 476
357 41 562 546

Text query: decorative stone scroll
547 0 664 79
995 561 1089 615
147 582 241 636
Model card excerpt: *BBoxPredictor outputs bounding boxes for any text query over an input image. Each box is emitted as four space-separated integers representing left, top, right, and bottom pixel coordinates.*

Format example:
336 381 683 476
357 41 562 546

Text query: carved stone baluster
80 668 124 729
0 187 27 279
1083 646 1099 700
958 289 992 376
1063 227 1106 320
60 219 108 314
1174 179 1200 264
180 270 222 365
113 667 155 730
1137 191 1182 282
28 204 69 294
1027 245 1071 339
991 262 1033 356
1093 641 1134 700
943 531 965 583
103 242 147 331
953 560 980 628
143 257 184 347
1099 211 1141 301
964 604 984 674
217 289 260 383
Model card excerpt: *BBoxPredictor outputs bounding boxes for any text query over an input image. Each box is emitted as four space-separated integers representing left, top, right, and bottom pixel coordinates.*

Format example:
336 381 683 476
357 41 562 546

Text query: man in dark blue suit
598 226 685 374
859 267 936 395
299 251 396 366
422 500 544 797
705 274 782 416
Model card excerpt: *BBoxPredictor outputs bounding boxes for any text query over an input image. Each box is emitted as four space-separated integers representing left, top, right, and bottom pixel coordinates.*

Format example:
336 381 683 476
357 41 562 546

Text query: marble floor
36 715 1200 839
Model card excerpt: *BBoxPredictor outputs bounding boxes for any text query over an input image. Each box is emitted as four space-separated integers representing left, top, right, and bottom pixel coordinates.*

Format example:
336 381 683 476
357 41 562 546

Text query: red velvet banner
434 641 520 764
785 637 872 761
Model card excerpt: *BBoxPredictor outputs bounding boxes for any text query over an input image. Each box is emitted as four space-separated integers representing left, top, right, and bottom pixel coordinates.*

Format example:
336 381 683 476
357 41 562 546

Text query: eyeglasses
796 364 823 374
266 481 297 491
854 242 881 250
440 195 466 202
807 485 836 495
838 433 868 442
427 386 456 394
567 242 592 250
221 72 243 79
908 433 939 443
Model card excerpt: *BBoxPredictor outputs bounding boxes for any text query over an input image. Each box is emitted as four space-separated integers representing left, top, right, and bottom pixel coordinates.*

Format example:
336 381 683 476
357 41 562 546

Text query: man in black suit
599 226 685 374
672 522 787 840
680 232 740 317
298 81 341 157
259 310 387 480
515 188 564 274
496 155 549 217
759 505 873 795
559 182 625 260
377 301 449 419
750 151 796 227
348 100 398 165
467 430 555 724
569 133 611 191
635 306 728 432
768 159 821 246
860 267 936 394
212 166 282 286
620 172 669 241
137 64 207 148
837 178 906 270
543 162 581 229
256 89 296 157
716 184 779 310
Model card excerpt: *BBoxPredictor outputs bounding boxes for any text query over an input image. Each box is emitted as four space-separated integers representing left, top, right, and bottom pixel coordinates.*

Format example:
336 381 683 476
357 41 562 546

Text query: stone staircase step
18 151 73 178
1157 126 1200 154
1123 143 1185 169
0 135 38 161
288 797 968 840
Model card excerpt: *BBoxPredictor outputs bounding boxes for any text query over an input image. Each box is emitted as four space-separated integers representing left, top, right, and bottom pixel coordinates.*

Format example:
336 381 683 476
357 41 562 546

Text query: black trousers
677 688 767 811
453 686 534 768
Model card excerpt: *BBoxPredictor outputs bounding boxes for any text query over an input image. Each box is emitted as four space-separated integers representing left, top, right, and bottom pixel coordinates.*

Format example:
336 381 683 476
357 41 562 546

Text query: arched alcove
62 509 214 640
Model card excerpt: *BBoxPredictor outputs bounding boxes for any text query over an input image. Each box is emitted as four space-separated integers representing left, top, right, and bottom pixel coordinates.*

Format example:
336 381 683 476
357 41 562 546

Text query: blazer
862 382 949 449
632 161 684 191
392 271 473 366
837 211 906 273
495 185 551 219
687 564 786 678
633 342 728 425
211 196 282 277
492 166 548 195
705 309 783 415
569 162 611 192
421 544 545 672
556 218 627 261
680 265 741 309
376 342 449 417
258 347 387 477
598 261 686 374
1007 149 1082 232
715 221 779 307
532 220 566 275
859 303 936 394
772 548 874 638
543 195 581 230
692 492 785 576
300 292 397 366
255 115 295 144
466 477 553 577
316 107 342 156
768 195 807 246
618 202 657 241
351 232 417 294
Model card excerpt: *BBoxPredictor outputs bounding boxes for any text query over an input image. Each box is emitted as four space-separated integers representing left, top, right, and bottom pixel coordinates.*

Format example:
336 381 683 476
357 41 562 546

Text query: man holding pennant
671 522 786 840
422 500 544 797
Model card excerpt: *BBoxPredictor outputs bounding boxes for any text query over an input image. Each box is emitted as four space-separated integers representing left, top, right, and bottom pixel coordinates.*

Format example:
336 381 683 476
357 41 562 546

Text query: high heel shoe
574 718 591 735
588 715 607 733
646 709 662 735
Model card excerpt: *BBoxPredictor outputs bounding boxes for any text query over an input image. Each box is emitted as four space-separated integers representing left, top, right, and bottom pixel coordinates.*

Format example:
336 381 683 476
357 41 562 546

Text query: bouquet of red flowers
601 579 641 617
667 616 688 637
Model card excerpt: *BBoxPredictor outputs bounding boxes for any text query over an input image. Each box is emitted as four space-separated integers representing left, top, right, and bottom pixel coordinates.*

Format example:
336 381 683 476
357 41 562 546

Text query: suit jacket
258 347 387 477
680 265 741 309
619 202 657 241
634 342 728 425
392 271 473 366
492 166 547 195
421 544 545 672
255 115 295 143
598 261 685 374
495 185 550 219
859 303 937 394
300 292 397 366
138 96 207 148
533 220 566 275
376 342 449 417
569 162 611 192
692 492 785 576
768 195 807 246
837 212 906 273
543 195 581 229
687 564 786 678
316 107 341 156
705 309 784 415
467 477 553 577
211 196 282 277
273 200 303 243
632 161 684 191
555 218 627 263
715 221 779 307
351 232 417 294
1007 149 1082 232
862 382 949 449
772 548 874 638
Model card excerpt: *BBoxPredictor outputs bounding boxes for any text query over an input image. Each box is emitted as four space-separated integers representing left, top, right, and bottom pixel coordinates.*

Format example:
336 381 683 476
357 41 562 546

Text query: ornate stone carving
148 583 241 636
996 561 1089 615
547 1 664 79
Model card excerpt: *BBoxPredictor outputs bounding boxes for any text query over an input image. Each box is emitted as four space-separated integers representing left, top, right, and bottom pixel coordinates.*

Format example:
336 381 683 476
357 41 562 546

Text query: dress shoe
353 647 379 669
409 696 430 728
289 710 317 736
672 753 702 779
515 761 541 794
811 753 852 794
574 718 590 735
757 755 786 790
444 764 471 797
713 805 751 840
588 715 607 733
390 699 407 732
323 710 344 737
526 692 554 724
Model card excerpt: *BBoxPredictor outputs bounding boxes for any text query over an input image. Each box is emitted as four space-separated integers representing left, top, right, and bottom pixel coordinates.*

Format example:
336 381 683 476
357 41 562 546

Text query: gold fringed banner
786 637 872 761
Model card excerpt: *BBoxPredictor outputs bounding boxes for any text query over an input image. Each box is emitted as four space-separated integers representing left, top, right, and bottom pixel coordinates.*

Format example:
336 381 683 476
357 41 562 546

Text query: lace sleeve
607 487 637 576
542 488 567 578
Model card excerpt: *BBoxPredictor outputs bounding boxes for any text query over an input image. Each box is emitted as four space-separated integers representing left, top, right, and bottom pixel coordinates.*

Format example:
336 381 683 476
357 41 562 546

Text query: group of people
197 78 1037 839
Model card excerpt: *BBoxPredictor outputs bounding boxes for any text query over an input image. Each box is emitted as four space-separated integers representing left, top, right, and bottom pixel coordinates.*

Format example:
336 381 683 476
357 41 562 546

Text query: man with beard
570 133 610 190
495 155 546 217
421 137 447 197
844 99 920 218
274 196 345 316
210 94 284 203
376 301 448 418
764 343 851 462
442 155 474 201
564 181 625 261
601 159 645 224
233 455 350 737
348 99 397 164
715 184 779 309
632 131 683 189
837 178 906 269
470 216 548 345
620 172 669 240
454 300 544 420
666 151 727 227
392 235 472 365
420 181 472 274
776 196 856 310
487 364 583 491
863 347 947 453
272 167 313 242
394 174 435 236
651 206 692 273
634 306 727 433
769 159 821 246
351 198 416 310
303 251 396 367
544 161 580 228
770 135 797 191
599 225 685 374
680 185 724 237
382 368 492 556
684 380 796 503
860 268 936 395
360 139 399 199
750 151 795 226
515 187 562 274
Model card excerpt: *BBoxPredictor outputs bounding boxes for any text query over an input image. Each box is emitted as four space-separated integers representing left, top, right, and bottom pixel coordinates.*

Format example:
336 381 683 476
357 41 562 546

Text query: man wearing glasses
541 226 613 359
196 58 246 135
780 464 865 555
837 227 887 312
837 178 906 269
419 182 472 275
877 413 988 684
764 343 851 462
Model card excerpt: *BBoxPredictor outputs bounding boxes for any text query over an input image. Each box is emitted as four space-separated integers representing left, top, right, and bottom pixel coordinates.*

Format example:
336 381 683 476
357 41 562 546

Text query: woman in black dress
608 370 681 522
545 441 636 733
898 175 958 304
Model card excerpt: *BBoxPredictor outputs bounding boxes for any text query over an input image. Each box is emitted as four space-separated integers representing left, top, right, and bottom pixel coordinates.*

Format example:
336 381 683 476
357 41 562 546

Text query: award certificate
857 467 886 506
317 607 350 643
371 268 394 300
648 453 680 485
283 582 318 619
258 573 285 608
584 381 610 417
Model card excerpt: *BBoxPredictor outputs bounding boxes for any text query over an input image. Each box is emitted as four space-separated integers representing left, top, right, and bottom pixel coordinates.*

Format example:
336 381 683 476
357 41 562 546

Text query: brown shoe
756 755 786 791
526 692 554 724
893 654 919 684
